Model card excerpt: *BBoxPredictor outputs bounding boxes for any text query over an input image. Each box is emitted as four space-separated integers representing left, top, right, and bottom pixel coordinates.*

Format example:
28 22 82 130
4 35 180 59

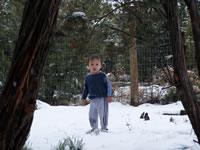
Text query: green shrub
52 136 85 150
21 143 33 150
160 88 179 104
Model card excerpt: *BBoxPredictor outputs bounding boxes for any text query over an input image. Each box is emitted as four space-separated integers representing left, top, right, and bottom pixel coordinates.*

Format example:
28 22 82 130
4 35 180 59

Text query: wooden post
130 38 139 106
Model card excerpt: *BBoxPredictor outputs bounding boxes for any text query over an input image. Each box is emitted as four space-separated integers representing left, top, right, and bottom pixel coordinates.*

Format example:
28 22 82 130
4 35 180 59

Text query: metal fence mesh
0 25 197 105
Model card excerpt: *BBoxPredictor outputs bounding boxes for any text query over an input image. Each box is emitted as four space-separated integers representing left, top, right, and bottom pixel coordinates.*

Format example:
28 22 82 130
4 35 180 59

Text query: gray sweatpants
89 97 109 129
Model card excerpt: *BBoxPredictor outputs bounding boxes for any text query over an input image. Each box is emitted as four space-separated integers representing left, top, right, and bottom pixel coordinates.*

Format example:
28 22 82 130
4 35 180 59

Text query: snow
72 12 86 17
72 12 86 20
27 100 200 150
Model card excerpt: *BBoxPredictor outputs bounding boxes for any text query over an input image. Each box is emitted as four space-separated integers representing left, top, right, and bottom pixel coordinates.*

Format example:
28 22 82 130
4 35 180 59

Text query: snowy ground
27 100 200 150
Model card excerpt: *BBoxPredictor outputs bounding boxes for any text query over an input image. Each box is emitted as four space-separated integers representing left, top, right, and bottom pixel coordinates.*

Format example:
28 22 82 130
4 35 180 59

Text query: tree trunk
130 38 139 106
164 0 200 143
0 0 61 149
128 6 139 106
184 0 200 77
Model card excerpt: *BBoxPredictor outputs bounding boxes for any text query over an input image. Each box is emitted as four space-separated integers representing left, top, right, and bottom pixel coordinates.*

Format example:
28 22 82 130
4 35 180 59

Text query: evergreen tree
0 0 24 89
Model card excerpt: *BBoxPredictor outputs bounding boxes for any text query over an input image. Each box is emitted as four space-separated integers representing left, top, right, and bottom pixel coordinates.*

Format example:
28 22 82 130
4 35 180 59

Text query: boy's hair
88 55 102 65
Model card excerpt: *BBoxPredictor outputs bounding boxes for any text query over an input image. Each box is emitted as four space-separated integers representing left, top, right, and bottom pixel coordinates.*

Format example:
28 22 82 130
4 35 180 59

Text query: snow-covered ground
27 100 200 150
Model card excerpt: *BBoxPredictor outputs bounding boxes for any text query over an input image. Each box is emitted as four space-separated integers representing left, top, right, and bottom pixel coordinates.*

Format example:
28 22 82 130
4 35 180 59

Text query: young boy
81 55 112 134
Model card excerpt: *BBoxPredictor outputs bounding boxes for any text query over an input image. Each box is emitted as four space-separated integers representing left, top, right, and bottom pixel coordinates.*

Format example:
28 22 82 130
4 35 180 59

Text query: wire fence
0 29 197 106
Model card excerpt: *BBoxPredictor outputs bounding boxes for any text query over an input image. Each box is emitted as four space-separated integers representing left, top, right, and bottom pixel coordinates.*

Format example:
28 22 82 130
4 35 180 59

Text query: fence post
130 38 139 106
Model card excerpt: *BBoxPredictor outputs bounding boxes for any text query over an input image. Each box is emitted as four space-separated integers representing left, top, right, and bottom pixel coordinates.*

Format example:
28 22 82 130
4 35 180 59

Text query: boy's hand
107 96 112 103
81 99 87 106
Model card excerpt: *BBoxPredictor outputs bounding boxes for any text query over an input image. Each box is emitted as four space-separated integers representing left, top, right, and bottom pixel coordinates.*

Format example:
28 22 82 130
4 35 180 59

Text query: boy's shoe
101 128 109 133
86 128 95 134
93 128 100 135
144 113 150 121
140 112 145 119
86 128 100 135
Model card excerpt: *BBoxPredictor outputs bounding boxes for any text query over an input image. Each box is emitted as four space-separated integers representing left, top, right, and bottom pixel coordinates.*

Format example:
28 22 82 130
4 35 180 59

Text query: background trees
0 0 197 104
40 0 175 105
0 1 198 105
0 0 200 147
0 0 24 89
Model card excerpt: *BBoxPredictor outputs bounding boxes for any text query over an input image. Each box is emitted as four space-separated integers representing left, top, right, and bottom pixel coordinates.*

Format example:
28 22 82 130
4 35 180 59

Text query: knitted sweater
82 72 112 100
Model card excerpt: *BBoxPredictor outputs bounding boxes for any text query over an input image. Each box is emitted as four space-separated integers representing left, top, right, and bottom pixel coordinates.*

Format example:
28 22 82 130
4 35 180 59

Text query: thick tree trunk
0 0 61 150
164 0 200 143
184 0 200 77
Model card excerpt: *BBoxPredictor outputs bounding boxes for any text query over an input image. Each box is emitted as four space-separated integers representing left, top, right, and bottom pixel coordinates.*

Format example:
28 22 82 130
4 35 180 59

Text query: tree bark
163 0 200 143
130 38 139 106
128 5 139 106
0 0 61 149
184 0 200 77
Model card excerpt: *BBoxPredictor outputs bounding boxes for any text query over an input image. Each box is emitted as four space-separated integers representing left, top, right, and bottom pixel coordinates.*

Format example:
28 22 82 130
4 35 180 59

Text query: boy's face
88 59 101 74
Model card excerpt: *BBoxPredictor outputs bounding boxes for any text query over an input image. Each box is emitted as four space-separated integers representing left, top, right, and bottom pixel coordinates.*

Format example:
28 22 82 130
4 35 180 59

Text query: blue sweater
82 72 112 100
